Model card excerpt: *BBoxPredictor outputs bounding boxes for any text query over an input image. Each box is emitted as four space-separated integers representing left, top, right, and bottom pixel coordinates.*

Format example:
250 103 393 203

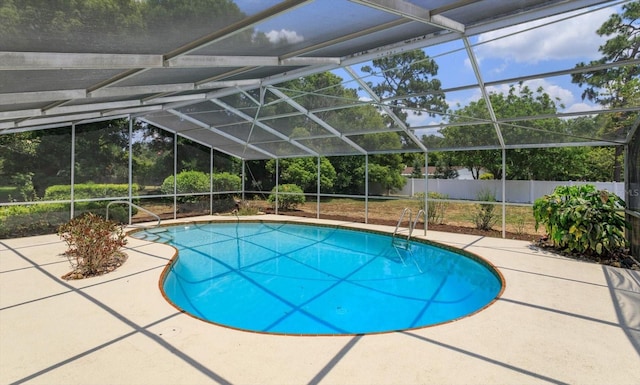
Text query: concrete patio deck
1 215 639 385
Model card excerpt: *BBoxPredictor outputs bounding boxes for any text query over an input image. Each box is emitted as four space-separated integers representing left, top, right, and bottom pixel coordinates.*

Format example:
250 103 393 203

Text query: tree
433 153 459 179
572 2 640 181
266 72 407 194
361 50 449 128
74 120 130 185
443 84 590 180
410 158 424 178
0 120 133 196
0 0 249 52
265 157 336 193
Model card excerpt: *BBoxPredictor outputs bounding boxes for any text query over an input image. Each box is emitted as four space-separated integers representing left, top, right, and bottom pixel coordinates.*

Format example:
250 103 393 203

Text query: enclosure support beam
70 123 76 220
424 151 428 236
625 124 640 258
210 98 318 157
128 118 133 225
463 36 506 149
344 66 429 153
214 147 219 215
268 87 368 155
242 159 246 204
349 0 465 32
275 159 280 216
173 132 177 220
365 155 369 224
502 148 506 239
317 157 321 220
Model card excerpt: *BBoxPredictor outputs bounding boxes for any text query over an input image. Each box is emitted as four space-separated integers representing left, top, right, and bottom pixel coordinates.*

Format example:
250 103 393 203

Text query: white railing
106 200 161 228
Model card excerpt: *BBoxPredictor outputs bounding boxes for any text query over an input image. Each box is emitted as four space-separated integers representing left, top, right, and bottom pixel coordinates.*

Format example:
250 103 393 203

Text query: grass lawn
326 198 537 235
269 197 541 236
131 196 542 237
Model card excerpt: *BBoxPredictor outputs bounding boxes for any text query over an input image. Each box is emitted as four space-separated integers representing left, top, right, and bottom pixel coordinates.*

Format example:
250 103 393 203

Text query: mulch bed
61 252 128 280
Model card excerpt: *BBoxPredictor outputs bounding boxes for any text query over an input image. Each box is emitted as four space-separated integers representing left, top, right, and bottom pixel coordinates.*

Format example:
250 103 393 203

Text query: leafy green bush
472 189 498 230
43 183 139 223
415 192 448 224
44 183 138 200
11 172 37 201
58 212 127 279
479 173 494 180
161 171 241 203
533 184 628 255
161 171 209 195
268 184 305 210
213 172 242 192
0 203 69 238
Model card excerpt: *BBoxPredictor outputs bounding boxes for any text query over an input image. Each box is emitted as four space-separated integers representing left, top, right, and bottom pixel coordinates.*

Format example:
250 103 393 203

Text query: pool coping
2 214 639 384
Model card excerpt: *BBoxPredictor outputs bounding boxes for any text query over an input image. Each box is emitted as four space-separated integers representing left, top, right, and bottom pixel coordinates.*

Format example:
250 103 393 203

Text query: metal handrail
393 207 412 240
106 200 161 228
411 209 427 238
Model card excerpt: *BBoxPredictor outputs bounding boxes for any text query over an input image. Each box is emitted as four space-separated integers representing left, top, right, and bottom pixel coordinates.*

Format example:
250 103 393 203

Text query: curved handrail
411 209 427 238
106 200 161 228
393 207 412 239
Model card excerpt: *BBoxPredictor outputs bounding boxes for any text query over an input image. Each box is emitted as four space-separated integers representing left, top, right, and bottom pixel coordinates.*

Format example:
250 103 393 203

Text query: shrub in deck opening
57 212 127 279
533 184 628 256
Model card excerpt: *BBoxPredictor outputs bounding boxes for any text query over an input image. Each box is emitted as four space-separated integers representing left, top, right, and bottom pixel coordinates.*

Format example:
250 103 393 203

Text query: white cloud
459 79 578 110
564 102 603 114
490 79 575 105
406 112 437 128
474 7 613 64
265 29 304 44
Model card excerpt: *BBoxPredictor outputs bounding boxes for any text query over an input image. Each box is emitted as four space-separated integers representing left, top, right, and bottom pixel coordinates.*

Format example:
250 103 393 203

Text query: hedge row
1 183 140 238
44 183 139 200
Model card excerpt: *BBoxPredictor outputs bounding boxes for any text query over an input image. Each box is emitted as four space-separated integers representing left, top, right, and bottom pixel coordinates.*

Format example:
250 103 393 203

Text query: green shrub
533 184 628 256
44 183 138 200
161 171 209 196
268 184 305 210
213 172 241 192
479 173 494 180
43 183 139 223
472 189 498 230
0 203 69 238
11 172 37 201
58 212 127 279
415 192 448 224
161 171 241 203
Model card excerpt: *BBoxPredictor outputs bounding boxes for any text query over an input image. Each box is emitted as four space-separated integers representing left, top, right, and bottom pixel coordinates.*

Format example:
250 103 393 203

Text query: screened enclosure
0 0 638 256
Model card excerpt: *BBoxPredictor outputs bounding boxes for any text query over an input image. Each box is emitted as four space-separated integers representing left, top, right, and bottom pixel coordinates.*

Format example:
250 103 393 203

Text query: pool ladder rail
391 208 426 273
392 207 426 242
106 201 174 243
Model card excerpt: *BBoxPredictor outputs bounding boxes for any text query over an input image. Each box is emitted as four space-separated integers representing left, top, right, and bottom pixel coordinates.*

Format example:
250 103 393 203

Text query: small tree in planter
533 184 628 256
57 213 127 280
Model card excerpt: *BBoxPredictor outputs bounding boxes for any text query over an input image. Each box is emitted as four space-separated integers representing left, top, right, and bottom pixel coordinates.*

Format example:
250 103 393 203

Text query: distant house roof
401 166 437 176
402 166 481 180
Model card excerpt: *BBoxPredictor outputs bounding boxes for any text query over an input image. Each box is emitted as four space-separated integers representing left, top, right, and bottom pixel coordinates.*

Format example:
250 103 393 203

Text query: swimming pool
138 221 503 335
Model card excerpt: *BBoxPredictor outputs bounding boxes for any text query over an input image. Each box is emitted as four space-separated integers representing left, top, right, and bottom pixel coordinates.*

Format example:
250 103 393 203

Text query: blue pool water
138 222 503 335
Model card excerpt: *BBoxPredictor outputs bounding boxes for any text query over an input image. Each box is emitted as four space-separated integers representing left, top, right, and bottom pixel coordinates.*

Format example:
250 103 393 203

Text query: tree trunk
613 146 623 182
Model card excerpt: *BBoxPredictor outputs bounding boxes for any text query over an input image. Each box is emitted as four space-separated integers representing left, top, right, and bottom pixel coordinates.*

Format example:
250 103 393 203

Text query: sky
232 1 622 129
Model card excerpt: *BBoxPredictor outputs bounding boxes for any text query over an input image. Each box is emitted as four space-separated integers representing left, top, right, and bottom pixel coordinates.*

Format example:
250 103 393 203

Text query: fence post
530 180 534 204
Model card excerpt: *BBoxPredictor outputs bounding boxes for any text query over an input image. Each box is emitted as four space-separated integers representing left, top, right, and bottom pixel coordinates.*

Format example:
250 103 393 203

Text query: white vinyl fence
400 179 626 204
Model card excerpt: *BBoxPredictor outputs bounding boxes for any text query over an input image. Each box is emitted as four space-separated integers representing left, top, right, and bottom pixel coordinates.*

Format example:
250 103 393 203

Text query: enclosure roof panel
0 0 637 159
